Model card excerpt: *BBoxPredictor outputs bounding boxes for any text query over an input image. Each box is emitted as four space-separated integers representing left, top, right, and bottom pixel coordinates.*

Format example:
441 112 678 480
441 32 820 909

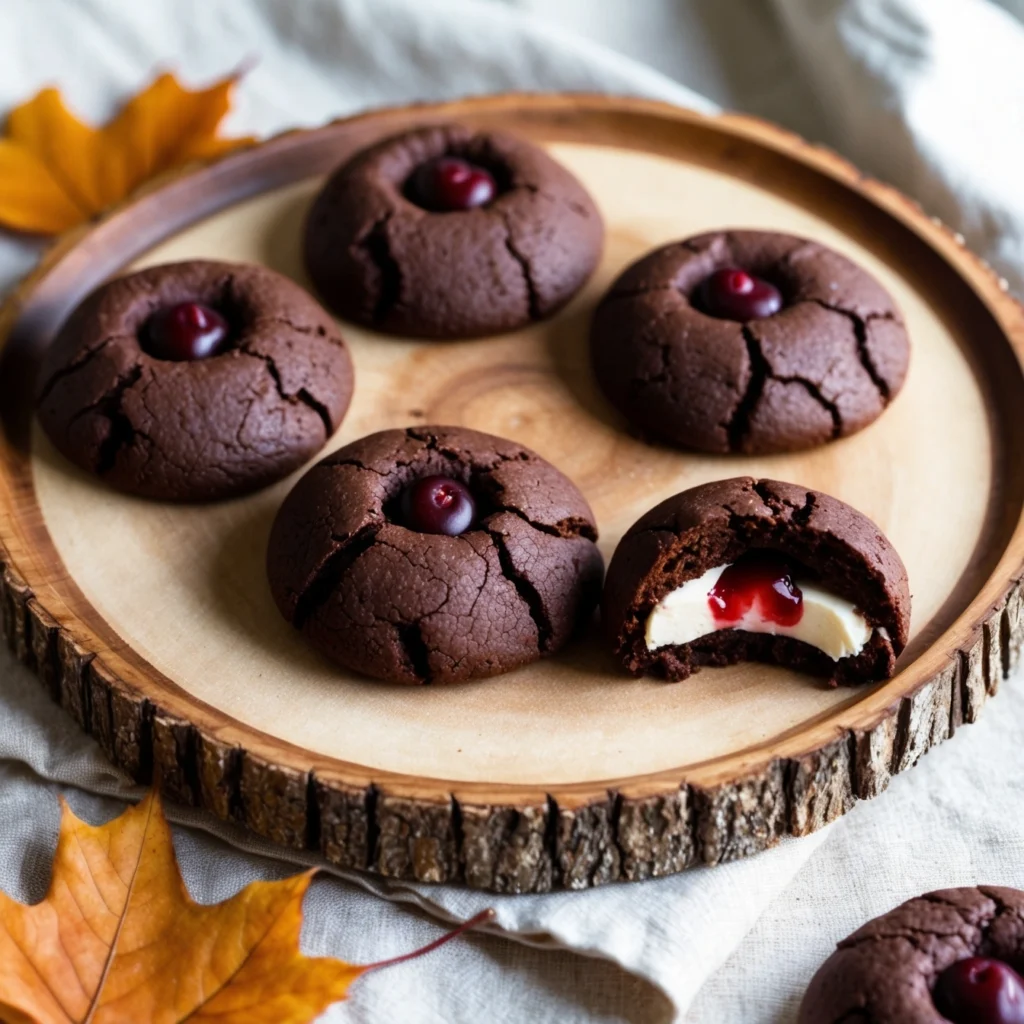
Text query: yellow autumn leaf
0 140 85 233
0 71 253 235
0 789 492 1024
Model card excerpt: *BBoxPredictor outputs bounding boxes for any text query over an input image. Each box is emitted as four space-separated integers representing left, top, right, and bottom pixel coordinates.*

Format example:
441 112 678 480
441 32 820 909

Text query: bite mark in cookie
602 477 910 685
645 552 875 663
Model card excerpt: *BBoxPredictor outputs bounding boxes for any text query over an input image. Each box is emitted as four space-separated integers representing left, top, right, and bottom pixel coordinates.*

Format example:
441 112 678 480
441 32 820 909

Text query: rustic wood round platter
2 94 1023 893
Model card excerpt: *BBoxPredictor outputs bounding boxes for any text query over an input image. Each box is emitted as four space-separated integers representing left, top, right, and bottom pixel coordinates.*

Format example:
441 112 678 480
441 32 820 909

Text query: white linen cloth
1 1 1023 1021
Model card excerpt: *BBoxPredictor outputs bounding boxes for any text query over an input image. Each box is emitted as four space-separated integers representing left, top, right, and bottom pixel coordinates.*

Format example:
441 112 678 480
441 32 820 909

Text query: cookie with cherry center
589 229 910 453
266 425 604 684
601 477 910 685
800 886 1024 1023
36 259 354 502
303 123 604 338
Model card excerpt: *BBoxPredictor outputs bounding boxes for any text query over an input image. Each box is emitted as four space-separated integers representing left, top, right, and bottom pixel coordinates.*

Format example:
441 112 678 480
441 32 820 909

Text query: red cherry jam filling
401 475 476 536
934 957 1024 1024
708 550 803 628
696 267 783 321
408 156 497 212
143 302 230 361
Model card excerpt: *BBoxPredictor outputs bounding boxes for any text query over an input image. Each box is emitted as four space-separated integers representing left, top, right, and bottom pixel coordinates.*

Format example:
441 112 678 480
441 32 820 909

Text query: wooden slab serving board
2 95 1024 893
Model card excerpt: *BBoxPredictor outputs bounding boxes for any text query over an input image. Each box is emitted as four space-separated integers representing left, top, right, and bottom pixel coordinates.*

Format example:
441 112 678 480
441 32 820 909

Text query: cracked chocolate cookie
303 124 603 339
801 886 1024 1023
590 230 909 453
36 260 354 502
602 477 910 685
266 425 604 684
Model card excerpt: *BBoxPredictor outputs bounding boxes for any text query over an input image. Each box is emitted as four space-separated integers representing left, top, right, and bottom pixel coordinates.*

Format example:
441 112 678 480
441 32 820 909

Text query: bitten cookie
266 425 604 684
37 260 354 502
801 886 1024 1023
303 124 603 338
590 230 910 453
602 477 910 685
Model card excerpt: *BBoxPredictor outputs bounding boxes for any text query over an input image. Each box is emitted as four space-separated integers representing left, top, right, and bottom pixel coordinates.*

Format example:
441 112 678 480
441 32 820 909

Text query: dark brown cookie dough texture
303 124 604 338
800 886 1024 1023
36 260 354 502
267 425 604 684
590 230 910 453
603 477 910 684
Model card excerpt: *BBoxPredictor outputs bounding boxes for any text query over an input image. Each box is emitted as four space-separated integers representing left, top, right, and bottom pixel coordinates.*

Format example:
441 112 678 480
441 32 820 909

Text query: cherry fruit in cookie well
144 302 230 361
933 958 1024 1024
709 550 803 628
401 475 476 535
697 268 783 321
410 157 497 212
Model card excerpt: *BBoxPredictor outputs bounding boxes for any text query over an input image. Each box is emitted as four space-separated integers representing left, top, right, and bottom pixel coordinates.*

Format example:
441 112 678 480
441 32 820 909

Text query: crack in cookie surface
486 527 552 652
726 324 769 451
237 348 333 438
497 208 540 321
36 334 125 404
357 212 403 324
808 299 898 402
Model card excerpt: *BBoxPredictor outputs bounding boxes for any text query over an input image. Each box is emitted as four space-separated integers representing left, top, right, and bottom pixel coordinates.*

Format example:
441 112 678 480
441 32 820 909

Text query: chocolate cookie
602 477 910 685
801 886 1024 1023
266 426 604 684
590 230 909 453
37 260 354 502
303 124 603 338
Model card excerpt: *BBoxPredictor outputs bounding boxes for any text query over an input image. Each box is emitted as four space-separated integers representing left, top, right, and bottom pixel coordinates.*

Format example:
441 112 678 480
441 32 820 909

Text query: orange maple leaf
0 71 254 235
0 790 491 1024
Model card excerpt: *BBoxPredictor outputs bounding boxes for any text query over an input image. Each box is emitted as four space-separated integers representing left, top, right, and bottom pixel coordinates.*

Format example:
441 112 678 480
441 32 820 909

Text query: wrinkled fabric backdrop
1 1 1023 1021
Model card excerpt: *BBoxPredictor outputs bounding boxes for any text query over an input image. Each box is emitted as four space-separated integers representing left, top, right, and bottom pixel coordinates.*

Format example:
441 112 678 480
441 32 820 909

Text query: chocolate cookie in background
800 887 1024 1024
266 425 604 684
602 477 910 685
303 124 604 339
36 260 354 502
590 230 910 454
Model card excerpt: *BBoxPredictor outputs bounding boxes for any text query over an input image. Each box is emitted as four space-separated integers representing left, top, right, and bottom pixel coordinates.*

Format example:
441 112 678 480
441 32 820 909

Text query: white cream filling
644 563 873 662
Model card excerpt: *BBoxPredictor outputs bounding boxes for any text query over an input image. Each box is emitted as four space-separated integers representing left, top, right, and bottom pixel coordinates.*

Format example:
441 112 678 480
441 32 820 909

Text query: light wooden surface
3 95 1024 891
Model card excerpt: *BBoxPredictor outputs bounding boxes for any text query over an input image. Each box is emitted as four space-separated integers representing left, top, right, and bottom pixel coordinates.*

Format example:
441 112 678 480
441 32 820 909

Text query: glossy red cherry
401 475 476 535
697 267 783 321
144 302 230 361
708 550 803 628
934 957 1024 1024
409 157 497 212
